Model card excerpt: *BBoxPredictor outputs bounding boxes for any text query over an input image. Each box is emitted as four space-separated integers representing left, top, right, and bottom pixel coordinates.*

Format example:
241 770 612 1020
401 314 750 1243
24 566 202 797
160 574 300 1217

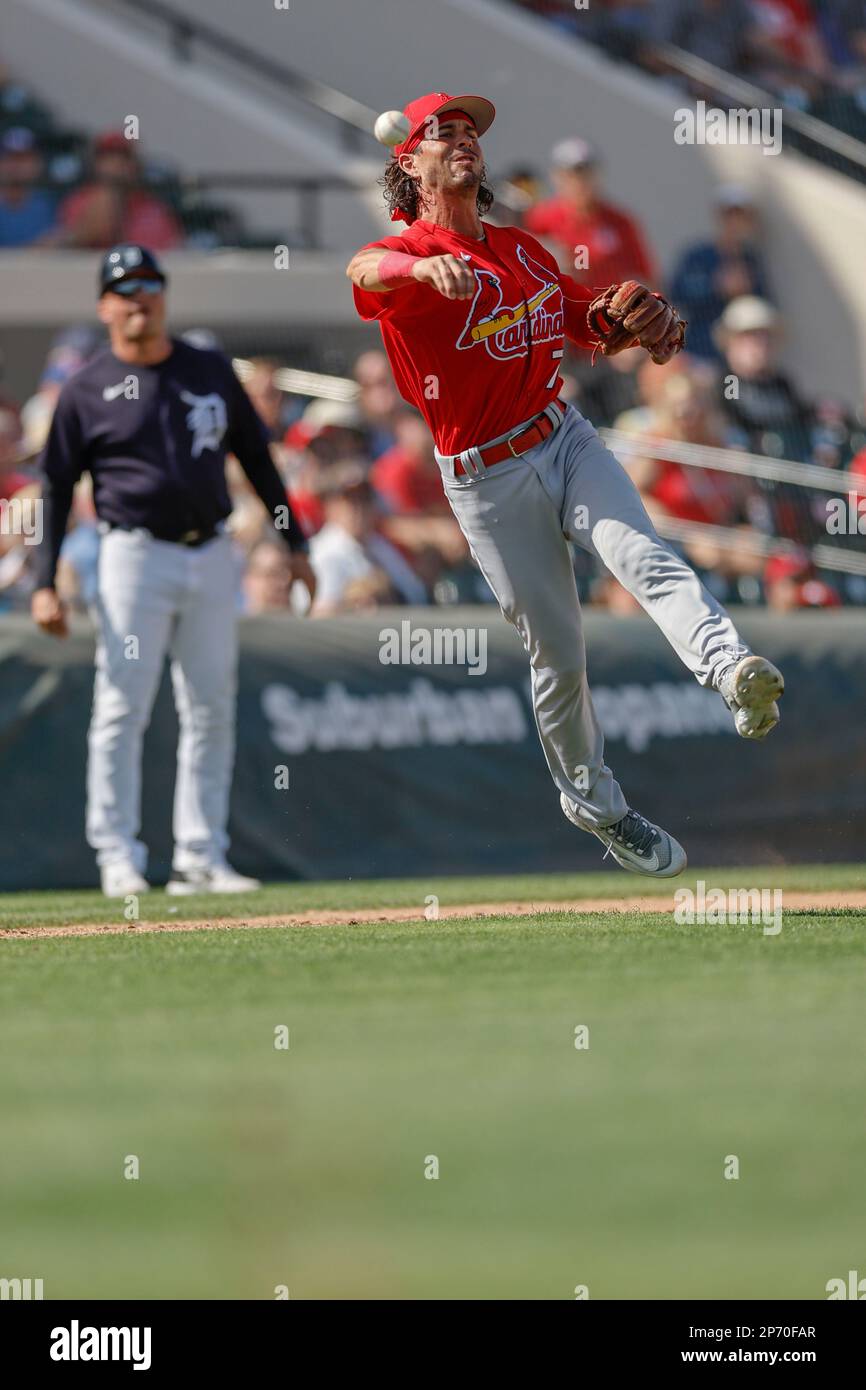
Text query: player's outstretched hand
412 254 476 301
31 587 69 639
289 552 317 609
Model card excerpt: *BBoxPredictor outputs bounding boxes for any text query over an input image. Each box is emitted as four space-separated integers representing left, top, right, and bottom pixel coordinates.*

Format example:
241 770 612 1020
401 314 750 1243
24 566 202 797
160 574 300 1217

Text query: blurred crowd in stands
0 124 182 251
0 334 491 617
495 136 866 615
2 301 865 621
3 2 866 257
0 61 242 251
515 1 866 141
2 35 866 619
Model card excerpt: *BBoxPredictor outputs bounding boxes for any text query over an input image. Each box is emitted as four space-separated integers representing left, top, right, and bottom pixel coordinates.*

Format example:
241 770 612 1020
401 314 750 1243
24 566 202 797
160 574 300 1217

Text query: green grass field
1 864 864 1300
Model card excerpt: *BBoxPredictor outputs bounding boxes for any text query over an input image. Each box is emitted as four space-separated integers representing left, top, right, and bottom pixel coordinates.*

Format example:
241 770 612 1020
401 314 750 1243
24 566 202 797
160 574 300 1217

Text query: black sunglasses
107 278 165 297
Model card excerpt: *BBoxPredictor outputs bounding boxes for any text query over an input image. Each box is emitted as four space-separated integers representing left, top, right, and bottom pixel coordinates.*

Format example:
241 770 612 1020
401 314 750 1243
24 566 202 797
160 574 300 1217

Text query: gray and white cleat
561 793 687 878
717 654 784 740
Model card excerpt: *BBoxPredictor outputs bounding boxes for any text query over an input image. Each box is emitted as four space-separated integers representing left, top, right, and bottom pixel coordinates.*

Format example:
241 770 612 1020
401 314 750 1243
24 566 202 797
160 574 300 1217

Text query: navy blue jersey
35 339 305 586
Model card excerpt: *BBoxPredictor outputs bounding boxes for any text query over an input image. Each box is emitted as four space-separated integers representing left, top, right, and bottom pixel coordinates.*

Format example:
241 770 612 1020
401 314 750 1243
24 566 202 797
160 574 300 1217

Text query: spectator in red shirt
369 410 470 593
746 0 831 99
58 131 183 251
625 371 765 589
764 549 841 610
283 398 370 538
847 439 866 492
0 407 28 496
371 408 448 515
629 372 751 527
523 137 655 288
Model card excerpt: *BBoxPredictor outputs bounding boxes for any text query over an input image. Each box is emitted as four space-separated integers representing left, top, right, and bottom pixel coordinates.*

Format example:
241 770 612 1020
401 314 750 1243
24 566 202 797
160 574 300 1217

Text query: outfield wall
0 609 863 891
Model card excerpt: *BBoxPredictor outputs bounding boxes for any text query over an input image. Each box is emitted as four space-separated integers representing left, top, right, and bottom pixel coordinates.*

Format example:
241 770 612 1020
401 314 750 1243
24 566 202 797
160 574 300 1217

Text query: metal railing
89 0 379 152
233 359 359 405
602 429 866 579
653 43 866 180
507 2 866 183
177 173 369 249
0 172 371 250
655 516 866 579
602 430 861 494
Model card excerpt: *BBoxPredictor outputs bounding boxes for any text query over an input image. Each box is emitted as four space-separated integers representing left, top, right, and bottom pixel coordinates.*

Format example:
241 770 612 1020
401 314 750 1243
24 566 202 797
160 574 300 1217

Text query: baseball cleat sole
720 654 784 740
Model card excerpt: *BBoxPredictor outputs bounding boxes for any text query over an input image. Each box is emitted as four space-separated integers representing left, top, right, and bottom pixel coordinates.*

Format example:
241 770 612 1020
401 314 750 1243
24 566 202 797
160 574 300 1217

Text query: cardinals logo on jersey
456 243 564 361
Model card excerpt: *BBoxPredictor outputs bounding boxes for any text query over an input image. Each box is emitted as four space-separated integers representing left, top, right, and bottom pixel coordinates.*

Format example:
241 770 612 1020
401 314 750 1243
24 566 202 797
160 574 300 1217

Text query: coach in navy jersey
31 244 314 898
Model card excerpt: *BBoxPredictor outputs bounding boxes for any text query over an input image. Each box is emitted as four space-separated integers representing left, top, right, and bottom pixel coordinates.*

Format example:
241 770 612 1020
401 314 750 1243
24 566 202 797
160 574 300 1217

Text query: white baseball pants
437 403 749 829
86 527 239 874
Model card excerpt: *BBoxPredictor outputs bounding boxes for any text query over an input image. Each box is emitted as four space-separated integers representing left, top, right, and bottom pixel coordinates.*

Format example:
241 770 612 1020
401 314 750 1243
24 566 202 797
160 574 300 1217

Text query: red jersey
59 186 183 251
848 448 866 486
750 0 820 66
524 197 654 290
650 456 742 526
352 219 595 456
287 487 324 537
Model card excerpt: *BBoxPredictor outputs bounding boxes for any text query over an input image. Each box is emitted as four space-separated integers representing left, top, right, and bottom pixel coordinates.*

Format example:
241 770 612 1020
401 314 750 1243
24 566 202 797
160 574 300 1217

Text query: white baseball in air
374 110 411 148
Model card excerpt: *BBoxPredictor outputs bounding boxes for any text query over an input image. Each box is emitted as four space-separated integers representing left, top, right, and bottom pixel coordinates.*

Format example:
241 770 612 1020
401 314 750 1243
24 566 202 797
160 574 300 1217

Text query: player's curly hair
381 158 495 225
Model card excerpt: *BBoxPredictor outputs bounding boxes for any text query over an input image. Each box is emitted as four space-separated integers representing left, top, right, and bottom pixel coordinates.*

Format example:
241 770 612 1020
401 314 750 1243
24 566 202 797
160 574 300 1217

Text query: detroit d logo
180 390 227 458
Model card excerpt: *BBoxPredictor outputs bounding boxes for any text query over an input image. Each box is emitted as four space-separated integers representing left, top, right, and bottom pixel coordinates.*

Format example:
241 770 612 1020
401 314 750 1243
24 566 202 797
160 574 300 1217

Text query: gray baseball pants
436 402 748 828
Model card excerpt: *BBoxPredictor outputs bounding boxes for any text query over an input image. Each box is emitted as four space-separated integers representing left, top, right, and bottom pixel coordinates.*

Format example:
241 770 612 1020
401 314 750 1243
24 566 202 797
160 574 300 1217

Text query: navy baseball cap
99 243 167 295
0 126 38 155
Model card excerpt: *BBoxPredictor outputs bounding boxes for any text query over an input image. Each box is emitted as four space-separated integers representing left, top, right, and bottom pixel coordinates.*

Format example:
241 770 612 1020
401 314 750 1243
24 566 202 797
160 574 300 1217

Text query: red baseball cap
797 578 841 608
390 92 495 224
394 91 495 157
764 548 812 585
95 130 135 156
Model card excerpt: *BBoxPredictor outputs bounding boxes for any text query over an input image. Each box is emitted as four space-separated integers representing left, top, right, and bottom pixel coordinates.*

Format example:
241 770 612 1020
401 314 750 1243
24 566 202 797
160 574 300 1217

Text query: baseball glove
587 280 686 366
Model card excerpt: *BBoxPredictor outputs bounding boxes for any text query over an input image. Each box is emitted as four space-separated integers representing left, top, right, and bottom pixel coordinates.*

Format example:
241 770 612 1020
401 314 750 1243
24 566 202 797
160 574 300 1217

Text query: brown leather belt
452 398 566 477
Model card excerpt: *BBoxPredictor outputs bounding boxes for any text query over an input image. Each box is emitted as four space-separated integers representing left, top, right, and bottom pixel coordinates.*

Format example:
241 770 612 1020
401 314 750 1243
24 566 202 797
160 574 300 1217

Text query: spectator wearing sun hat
715 295 812 464
715 296 818 543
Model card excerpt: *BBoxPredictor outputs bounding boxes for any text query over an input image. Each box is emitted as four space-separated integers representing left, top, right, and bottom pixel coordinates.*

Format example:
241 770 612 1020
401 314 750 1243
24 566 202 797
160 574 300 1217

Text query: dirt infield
3 890 865 938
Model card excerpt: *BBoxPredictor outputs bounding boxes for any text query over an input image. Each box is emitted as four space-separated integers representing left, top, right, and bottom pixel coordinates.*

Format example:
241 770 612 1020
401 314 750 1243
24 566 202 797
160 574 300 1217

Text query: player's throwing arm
349 249 475 300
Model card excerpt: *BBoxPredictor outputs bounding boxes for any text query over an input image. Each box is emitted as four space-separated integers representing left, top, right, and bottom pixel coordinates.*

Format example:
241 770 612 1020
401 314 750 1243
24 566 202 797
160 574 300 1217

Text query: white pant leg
168 534 239 871
87 529 180 871
553 410 749 687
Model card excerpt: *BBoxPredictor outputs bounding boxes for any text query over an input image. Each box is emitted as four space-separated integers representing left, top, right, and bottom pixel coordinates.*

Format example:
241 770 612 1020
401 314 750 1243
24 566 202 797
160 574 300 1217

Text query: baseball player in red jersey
347 93 784 877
